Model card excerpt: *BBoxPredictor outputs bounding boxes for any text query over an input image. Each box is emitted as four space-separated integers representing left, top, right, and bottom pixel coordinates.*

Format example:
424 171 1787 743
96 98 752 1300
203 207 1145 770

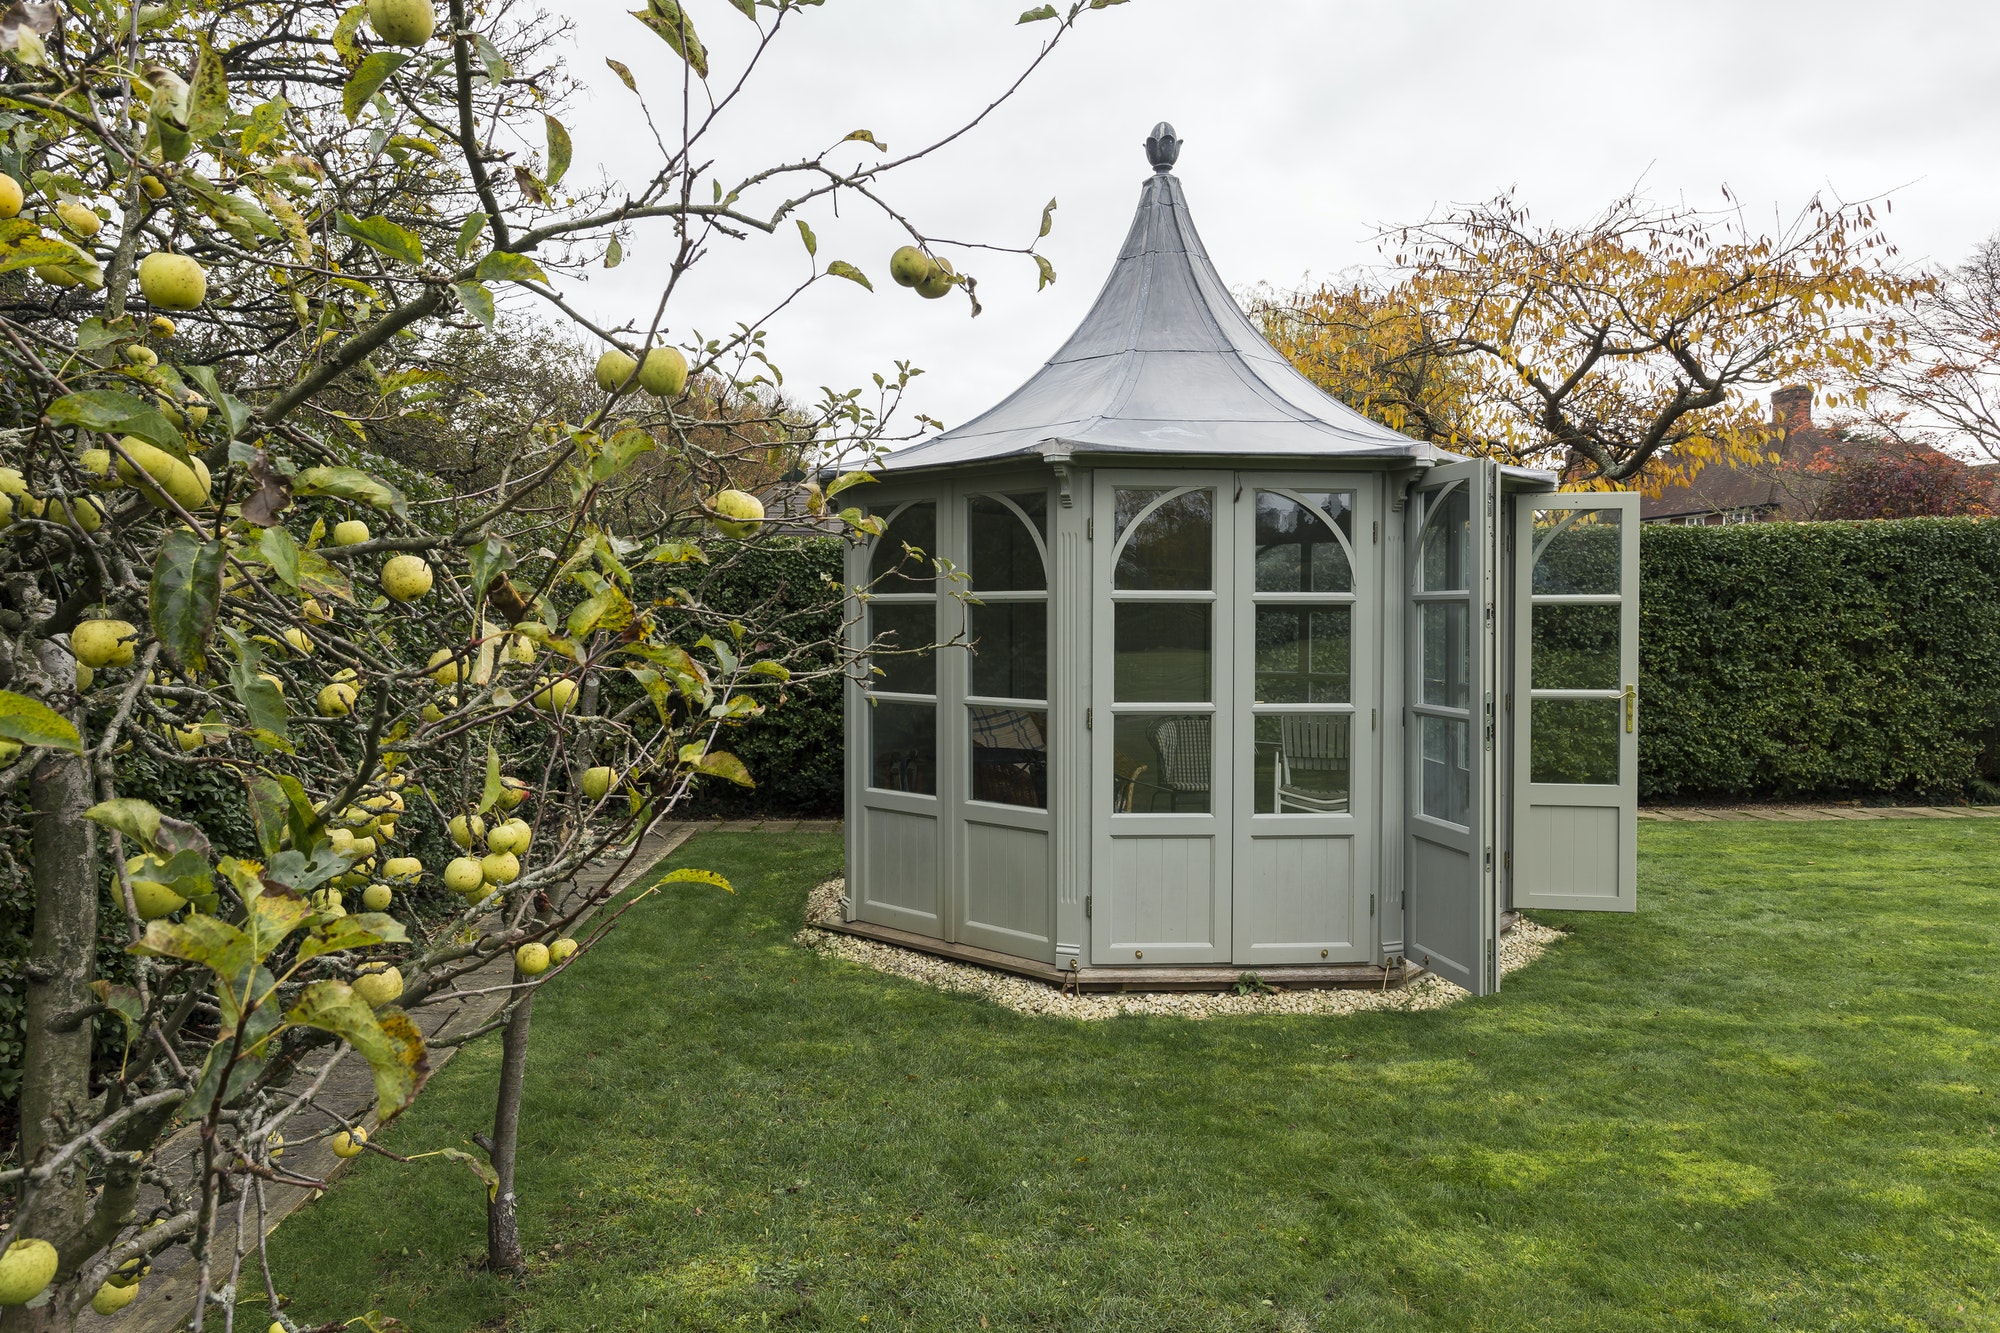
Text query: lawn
262 823 2000 1331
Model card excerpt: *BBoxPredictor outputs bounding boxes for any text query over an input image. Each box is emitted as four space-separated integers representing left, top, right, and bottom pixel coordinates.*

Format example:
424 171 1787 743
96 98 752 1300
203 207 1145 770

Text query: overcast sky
544 0 2000 441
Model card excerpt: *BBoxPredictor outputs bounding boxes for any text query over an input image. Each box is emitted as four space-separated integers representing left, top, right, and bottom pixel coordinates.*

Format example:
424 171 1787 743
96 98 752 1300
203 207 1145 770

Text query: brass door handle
1623 683 1637 734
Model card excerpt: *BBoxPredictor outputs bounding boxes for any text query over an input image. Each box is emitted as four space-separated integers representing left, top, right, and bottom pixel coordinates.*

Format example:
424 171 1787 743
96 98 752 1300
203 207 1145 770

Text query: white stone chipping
795 878 1563 1021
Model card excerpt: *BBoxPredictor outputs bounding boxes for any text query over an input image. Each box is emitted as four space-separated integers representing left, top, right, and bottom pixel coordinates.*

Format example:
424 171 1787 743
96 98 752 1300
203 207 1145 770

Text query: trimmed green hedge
1639 519 2000 801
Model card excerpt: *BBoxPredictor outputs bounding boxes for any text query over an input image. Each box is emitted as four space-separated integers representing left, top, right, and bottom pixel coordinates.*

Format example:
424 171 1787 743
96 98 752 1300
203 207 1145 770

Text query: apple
443 856 485 895
593 348 637 391
532 677 578 713
0 173 21 220
361 882 393 911
141 174 166 200
74 618 138 668
148 314 177 337
638 346 688 398
138 251 208 309
0 1238 57 1306
380 554 433 602
332 519 371 545
316 681 358 716
75 663 94 690
382 856 422 882
496 776 531 810
917 255 956 300
448 814 485 849
581 766 613 800
56 201 101 238
709 488 764 538
889 245 933 287
367 0 436 45
91 1279 141 1315
123 344 159 367
428 647 463 685
284 627 313 654
548 937 578 965
302 598 333 624
330 1125 369 1157
514 942 550 976
354 963 402 1007
480 851 521 884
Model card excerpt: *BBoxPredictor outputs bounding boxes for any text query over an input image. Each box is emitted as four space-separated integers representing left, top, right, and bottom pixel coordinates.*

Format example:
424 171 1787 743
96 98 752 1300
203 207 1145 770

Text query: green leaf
0 690 83 754
842 129 887 151
151 530 225 671
454 281 496 330
1038 197 1057 239
286 982 428 1120
1018 4 1058 20
823 469 877 500
337 213 424 266
87 797 163 847
295 548 355 603
693 750 754 787
295 911 408 963
658 866 734 892
331 3 368 64
225 630 289 747
245 890 314 962
604 236 623 269
186 34 230 142
795 218 817 258
244 775 289 859
544 114 573 188
725 0 757 16
631 0 708 78
567 583 635 639
826 260 872 291
479 745 502 815
240 98 288 155
130 914 252 978
472 33 512 83
745 660 791 681
473 251 549 286
294 465 408 518
645 540 708 566
468 535 516 598
45 390 188 458
342 52 409 122
605 57 637 92
457 211 488 258
1034 252 1056 291
0 219 89 277
259 525 301 589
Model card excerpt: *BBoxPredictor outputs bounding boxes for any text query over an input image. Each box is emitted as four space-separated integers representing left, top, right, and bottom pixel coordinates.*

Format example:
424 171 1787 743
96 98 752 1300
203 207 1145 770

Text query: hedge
1639 518 2000 801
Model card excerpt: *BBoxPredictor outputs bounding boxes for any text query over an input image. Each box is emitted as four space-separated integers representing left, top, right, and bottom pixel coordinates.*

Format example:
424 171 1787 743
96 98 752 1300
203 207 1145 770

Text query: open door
1511 493 1640 911
1404 460 1501 995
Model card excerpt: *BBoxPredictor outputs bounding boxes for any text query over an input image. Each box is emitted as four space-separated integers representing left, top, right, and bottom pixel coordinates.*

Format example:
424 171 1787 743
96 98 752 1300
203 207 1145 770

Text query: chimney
1771 385 1814 434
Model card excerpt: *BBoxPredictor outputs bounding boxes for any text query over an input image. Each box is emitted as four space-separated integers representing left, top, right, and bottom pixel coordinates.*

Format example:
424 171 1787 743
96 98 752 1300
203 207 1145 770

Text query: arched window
965 493 1049 808
1250 489 1357 815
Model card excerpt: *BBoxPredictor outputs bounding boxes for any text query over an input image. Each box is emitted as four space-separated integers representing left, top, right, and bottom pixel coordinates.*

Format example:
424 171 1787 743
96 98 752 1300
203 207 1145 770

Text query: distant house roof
1641 386 1822 521
877 123 1475 476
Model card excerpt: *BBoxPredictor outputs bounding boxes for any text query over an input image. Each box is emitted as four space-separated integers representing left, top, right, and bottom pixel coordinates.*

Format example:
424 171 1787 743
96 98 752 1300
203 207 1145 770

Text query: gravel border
795 879 1564 1021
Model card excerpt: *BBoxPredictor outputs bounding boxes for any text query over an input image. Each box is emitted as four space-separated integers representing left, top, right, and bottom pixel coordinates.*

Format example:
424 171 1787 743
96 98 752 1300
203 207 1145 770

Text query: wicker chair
1147 714 1212 812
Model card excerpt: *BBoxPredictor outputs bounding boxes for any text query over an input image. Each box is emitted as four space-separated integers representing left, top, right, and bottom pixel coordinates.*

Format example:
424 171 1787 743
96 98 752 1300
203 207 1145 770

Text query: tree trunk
483 989 535 1275
2 642 101 1333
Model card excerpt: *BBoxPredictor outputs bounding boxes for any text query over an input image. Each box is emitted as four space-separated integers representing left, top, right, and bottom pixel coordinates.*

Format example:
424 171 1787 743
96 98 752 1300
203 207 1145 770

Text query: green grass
263 824 2000 1331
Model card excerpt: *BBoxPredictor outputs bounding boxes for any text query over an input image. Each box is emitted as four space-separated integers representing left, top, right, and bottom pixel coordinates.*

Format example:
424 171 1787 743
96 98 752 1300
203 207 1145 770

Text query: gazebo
839 124 1638 995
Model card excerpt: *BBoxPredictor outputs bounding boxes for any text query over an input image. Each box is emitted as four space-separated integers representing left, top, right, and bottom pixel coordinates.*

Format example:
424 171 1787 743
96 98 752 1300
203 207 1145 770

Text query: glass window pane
1419 485 1471 592
1254 714 1351 815
869 502 936 590
969 705 1047 808
1114 489 1212 590
1531 698 1620 785
1254 606 1351 703
1114 602 1211 702
1419 601 1470 709
1530 603 1620 691
870 700 935 795
1110 712 1210 813
1253 491 1353 592
1420 714 1471 825
968 494 1048 591
868 602 934 695
1531 508 1622 596
969 602 1047 700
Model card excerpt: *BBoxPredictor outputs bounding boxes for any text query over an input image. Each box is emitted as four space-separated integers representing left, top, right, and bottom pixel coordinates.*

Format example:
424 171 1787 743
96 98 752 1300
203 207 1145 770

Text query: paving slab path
91 821 711 1333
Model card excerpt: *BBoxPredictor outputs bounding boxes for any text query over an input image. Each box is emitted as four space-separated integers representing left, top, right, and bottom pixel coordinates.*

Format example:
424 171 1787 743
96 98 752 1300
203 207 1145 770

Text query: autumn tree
1257 190 1927 486
1866 228 2000 462
0 0 1102 1328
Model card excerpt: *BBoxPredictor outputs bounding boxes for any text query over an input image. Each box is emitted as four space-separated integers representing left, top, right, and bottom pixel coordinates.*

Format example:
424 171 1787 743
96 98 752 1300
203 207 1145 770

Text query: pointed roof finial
1144 121 1180 174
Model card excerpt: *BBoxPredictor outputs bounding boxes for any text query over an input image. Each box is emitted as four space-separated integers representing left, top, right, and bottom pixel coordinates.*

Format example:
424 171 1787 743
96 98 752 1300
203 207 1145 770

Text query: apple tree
0 0 1103 1327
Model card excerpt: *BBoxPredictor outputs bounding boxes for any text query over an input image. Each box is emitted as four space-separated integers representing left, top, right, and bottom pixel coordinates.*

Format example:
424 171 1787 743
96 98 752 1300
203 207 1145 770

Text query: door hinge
1505 692 1513 715
1372 520 1379 545
1484 847 1494 870
1086 516 1093 539
1371 707 1377 731
1085 706 1092 730
1084 895 1092 919
1369 893 1376 916
1504 849 1512 872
